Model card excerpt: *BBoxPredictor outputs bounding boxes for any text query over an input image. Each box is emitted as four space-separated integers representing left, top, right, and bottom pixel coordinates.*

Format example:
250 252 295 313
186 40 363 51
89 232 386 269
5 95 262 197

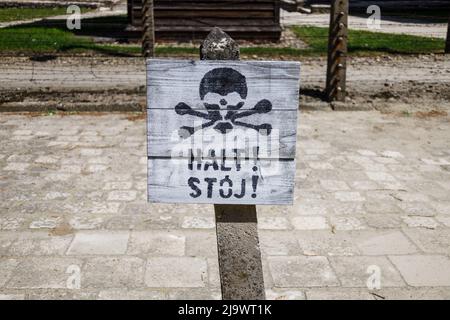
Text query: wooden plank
154 11 274 18
147 158 295 204
155 4 275 11
147 60 300 111
146 58 300 205
155 19 280 27
147 109 298 159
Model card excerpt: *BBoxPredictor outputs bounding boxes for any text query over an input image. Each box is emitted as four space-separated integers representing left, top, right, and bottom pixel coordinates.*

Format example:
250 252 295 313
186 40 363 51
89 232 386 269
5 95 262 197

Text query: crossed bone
175 99 272 138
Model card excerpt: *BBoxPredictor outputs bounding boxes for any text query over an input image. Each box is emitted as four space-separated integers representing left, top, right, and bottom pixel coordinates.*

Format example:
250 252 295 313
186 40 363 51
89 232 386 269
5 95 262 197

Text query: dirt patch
415 110 448 118
49 222 74 236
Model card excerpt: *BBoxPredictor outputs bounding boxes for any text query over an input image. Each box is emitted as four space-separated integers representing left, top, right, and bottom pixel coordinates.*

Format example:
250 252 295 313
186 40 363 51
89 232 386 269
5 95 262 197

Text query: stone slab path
1 110 449 299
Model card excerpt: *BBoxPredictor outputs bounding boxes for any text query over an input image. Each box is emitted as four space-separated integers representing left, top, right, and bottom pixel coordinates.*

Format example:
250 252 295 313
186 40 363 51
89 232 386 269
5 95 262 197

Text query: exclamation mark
251 166 258 198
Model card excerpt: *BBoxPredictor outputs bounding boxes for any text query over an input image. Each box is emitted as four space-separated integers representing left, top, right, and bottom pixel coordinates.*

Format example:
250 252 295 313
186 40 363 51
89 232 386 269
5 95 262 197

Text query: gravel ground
0 54 448 113
281 11 448 39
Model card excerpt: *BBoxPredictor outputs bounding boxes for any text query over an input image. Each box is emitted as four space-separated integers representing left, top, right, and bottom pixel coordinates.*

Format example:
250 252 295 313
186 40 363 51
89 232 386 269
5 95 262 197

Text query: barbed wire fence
0 5 448 106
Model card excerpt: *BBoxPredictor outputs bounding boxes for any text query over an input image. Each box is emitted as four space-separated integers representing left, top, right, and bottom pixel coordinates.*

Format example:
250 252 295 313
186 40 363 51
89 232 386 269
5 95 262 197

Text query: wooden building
128 0 282 41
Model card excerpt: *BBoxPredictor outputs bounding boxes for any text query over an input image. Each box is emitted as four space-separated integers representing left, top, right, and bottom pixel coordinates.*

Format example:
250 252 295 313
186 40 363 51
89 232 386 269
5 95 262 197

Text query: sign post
142 0 155 57
146 27 300 299
446 16 450 54
202 28 265 300
326 0 348 102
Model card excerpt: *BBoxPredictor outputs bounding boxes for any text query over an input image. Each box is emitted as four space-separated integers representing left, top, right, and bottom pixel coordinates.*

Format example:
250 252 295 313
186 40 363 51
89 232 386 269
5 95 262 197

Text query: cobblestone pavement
0 110 449 300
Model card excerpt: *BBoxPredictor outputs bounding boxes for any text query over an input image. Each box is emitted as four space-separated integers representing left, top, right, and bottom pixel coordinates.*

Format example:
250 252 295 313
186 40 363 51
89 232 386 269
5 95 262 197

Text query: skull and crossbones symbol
175 68 272 138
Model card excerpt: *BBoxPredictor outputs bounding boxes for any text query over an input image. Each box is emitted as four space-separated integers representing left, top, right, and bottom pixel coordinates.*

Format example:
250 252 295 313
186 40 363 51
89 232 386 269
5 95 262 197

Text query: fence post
142 0 155 57
446 16 450 54
326 0 349 102
200 27 266 300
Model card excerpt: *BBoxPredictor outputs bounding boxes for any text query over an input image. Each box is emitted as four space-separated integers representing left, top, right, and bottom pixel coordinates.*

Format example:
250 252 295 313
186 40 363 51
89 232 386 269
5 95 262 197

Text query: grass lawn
292 26 445 55
0 24 445 57
0 7 91 23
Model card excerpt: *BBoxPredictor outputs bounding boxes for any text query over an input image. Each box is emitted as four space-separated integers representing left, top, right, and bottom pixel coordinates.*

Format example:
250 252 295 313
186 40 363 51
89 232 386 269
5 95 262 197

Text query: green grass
0 27 140 55
292 25 445 55
0 24 445 57
0 7 91 23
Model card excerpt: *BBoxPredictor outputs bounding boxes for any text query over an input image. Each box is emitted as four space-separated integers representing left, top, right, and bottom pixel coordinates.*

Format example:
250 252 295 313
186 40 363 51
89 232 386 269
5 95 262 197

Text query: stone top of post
200 27 240 60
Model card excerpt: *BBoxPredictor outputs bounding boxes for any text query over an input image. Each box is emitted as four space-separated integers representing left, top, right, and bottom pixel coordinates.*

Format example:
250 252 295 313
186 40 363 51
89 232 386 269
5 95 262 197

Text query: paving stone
329 256 405 287
296 230 361 256
103 182 133 190
207 258 220 288
259 231 301 256
334 191 365 202
69 216 104 230
181 216 215 229
107 190 137 201
24 289 98 300
381 151 404 159
3 163 29 171
268 256 339 287
355 230 418 255
365 171 396 182
306 288 375 300
331 203 365 215
291 216 329 230
44 192 69 200
128 231 185 256
320 180 350 191
35 156 59 164
329 216 366 231
0 217 26 231
350 180 379 190
364 214 403 229
294 202 330 216
0 293 25 300
6 258 82 289
0 259 19 287
67 231 129 255
87 164 109 173
29 217 61 229
308 162 334 170
398 202 436 217
83 257 145 288
79 148 103 156
436 216 450 227
265 289 306 300
44 173 72 181
431 201 450 215
374 287 450 300
145 257 207 288
258 216 291 230
98 289 166 300
8 232 73 256
403 228 450 254
394 192 430 202
166 288 221 300
185 230 218 258
357 150 377 157
401 216 439 229
389 255 450 287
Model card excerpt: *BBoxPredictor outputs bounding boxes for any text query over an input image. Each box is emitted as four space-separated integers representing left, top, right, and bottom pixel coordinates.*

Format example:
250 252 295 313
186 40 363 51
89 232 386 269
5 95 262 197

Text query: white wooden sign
147 59 300 205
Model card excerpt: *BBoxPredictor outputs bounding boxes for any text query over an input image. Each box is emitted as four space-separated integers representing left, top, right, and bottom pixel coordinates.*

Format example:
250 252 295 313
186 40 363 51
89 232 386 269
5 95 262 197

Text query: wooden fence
129 0 282 41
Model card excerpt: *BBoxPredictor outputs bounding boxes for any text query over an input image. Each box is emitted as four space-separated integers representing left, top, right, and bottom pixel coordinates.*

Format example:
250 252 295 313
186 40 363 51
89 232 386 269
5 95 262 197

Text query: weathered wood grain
147 59 300 111
146 59 300 204
147 109 298 159
147 158 296 204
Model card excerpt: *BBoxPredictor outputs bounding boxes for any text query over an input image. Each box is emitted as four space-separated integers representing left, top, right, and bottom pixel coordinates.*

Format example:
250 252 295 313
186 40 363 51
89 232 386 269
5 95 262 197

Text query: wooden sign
146 59 300 205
